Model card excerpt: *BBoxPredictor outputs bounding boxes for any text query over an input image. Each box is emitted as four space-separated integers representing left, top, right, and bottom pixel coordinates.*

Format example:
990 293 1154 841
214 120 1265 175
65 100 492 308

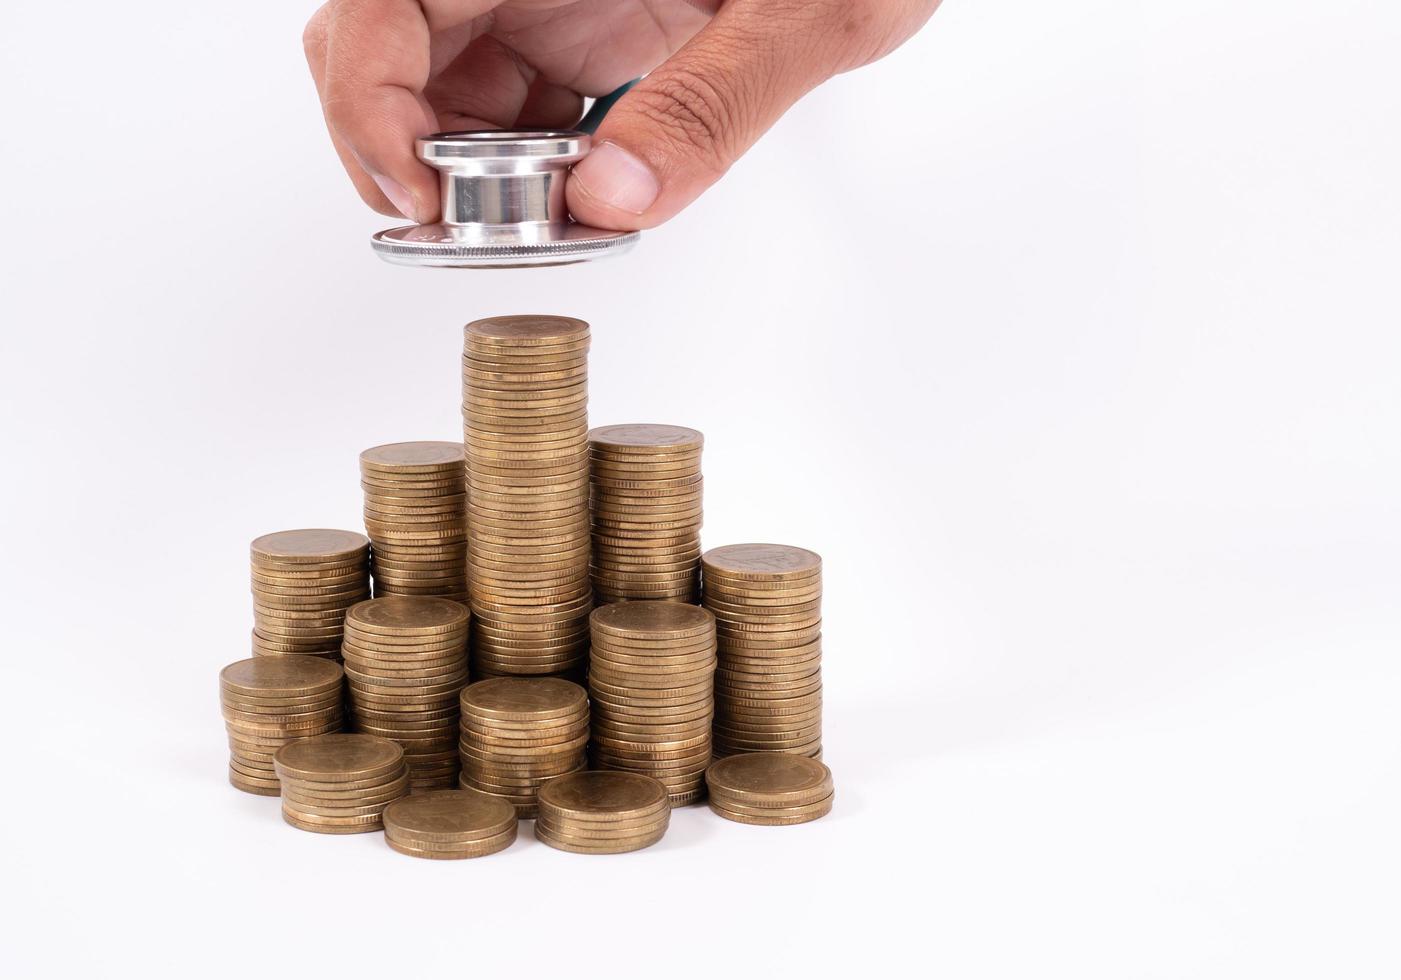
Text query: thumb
566 1 854 231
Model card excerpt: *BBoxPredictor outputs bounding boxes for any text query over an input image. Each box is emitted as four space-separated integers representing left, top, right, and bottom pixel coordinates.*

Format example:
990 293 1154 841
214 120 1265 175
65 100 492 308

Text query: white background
1 1 1398 975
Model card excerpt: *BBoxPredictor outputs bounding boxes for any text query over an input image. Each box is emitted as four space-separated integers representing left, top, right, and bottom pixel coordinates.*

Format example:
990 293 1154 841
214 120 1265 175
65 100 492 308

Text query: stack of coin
588 424 704 604
461 315 592 678
701 544 823 759
535 771 671 854
457 677 589 818
273 733 409 834
250 529 371 659
588 601 716 805
705 753 835 825
342 596 470 790
382 788 518 860
220 656 344 795
360 441 468 604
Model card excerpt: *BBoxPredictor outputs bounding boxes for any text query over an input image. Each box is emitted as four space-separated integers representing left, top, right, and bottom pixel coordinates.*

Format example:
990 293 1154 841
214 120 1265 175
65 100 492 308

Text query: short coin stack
382 788 518 860
705 753 835 825
458 677 589 818
702 544 823 759
360 441 468 604
536 771 671 854
273 733 409 833
588 601 716 805
588 424 704 604
462 315 593 678
250 529 371 659
220 656 344 795
342 597 470 790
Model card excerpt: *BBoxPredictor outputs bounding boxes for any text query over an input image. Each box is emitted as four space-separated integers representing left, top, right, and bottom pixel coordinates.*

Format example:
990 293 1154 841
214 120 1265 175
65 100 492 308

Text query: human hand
304 0 942 231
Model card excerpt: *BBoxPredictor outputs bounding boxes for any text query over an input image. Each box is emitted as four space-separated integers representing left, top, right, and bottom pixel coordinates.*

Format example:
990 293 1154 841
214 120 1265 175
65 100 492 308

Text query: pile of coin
273 733 410 833
382 788 518 859
220 656 344 795
250 529 371 659
360 441 468 604
342 596 470 790
588 601 716 805
705 753 834 825
588 424 704 604
701 544 823 759
536 771 671 854
461 315 593 678
457 677 589 818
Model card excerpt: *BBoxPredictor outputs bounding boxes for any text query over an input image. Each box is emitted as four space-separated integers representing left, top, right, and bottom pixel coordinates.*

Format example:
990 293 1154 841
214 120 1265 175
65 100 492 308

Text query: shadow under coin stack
462 315 593 678
273 733 409 834
220 655 344 795
250 530 371 660
701 544 824 759
705 752 835 826
360 441 468 604
588 424 704 604
342 596 470 790
588 601 717 805
536 771 671 854
382 788 518 860
458 677 589 818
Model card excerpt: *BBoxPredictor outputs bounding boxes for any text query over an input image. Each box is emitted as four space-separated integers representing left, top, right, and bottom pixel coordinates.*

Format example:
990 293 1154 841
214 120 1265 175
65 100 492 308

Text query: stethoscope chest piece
371 130 639 269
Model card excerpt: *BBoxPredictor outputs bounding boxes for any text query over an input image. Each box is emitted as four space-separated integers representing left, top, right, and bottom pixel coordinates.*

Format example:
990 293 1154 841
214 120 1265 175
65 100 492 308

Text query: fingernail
372 174 418 221
572 141 659 215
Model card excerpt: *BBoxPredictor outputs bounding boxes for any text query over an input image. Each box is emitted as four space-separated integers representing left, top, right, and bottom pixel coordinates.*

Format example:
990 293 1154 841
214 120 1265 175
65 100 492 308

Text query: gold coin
272 733 404 783
381 788 516 842
219 655 342 698
385 829 516 860
536 770 669 820
360 441 464 472
588 423 703 452
533 823 667 854
590 601 714 640
251 529 370 564
709 786 834 819
345 596 470 635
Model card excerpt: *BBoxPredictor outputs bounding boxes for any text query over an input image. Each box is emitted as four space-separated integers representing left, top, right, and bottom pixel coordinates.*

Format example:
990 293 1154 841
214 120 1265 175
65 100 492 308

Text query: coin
382 788 517 844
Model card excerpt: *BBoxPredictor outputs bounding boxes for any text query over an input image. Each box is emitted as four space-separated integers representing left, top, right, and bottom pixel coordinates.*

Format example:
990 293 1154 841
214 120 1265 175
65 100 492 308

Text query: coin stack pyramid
701 544 823 759
588 424 704 604
382 788 518 860
342 596 470 790
273 733 410 834
705 753 835 825
535 771 671 854
462 315 593 678
588 601 716 805
457 677 589 818
220 656 345 795
360 441 468 603
250 529 371 660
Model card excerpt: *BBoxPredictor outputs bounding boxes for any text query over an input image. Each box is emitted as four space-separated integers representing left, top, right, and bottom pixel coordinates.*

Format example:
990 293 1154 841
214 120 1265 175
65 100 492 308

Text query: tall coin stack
342 596 470 790
588 424 704 604
273 733 410 834
701 544 823 759
250 529 371 660
458 677 589 818
588 601 717 805
220 656 344 795
462 315 592 678
360 441 468 604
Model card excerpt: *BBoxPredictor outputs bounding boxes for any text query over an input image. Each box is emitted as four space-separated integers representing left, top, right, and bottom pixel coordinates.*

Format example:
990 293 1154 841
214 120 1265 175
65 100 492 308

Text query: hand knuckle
633 68 736 162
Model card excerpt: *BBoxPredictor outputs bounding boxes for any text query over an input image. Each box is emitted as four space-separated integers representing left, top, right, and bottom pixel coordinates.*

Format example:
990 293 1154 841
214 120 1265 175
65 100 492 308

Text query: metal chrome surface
371 131 638 268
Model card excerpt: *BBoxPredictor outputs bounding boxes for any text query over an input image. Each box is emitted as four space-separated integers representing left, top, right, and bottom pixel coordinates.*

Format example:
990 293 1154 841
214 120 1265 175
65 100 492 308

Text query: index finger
320 0 498 223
